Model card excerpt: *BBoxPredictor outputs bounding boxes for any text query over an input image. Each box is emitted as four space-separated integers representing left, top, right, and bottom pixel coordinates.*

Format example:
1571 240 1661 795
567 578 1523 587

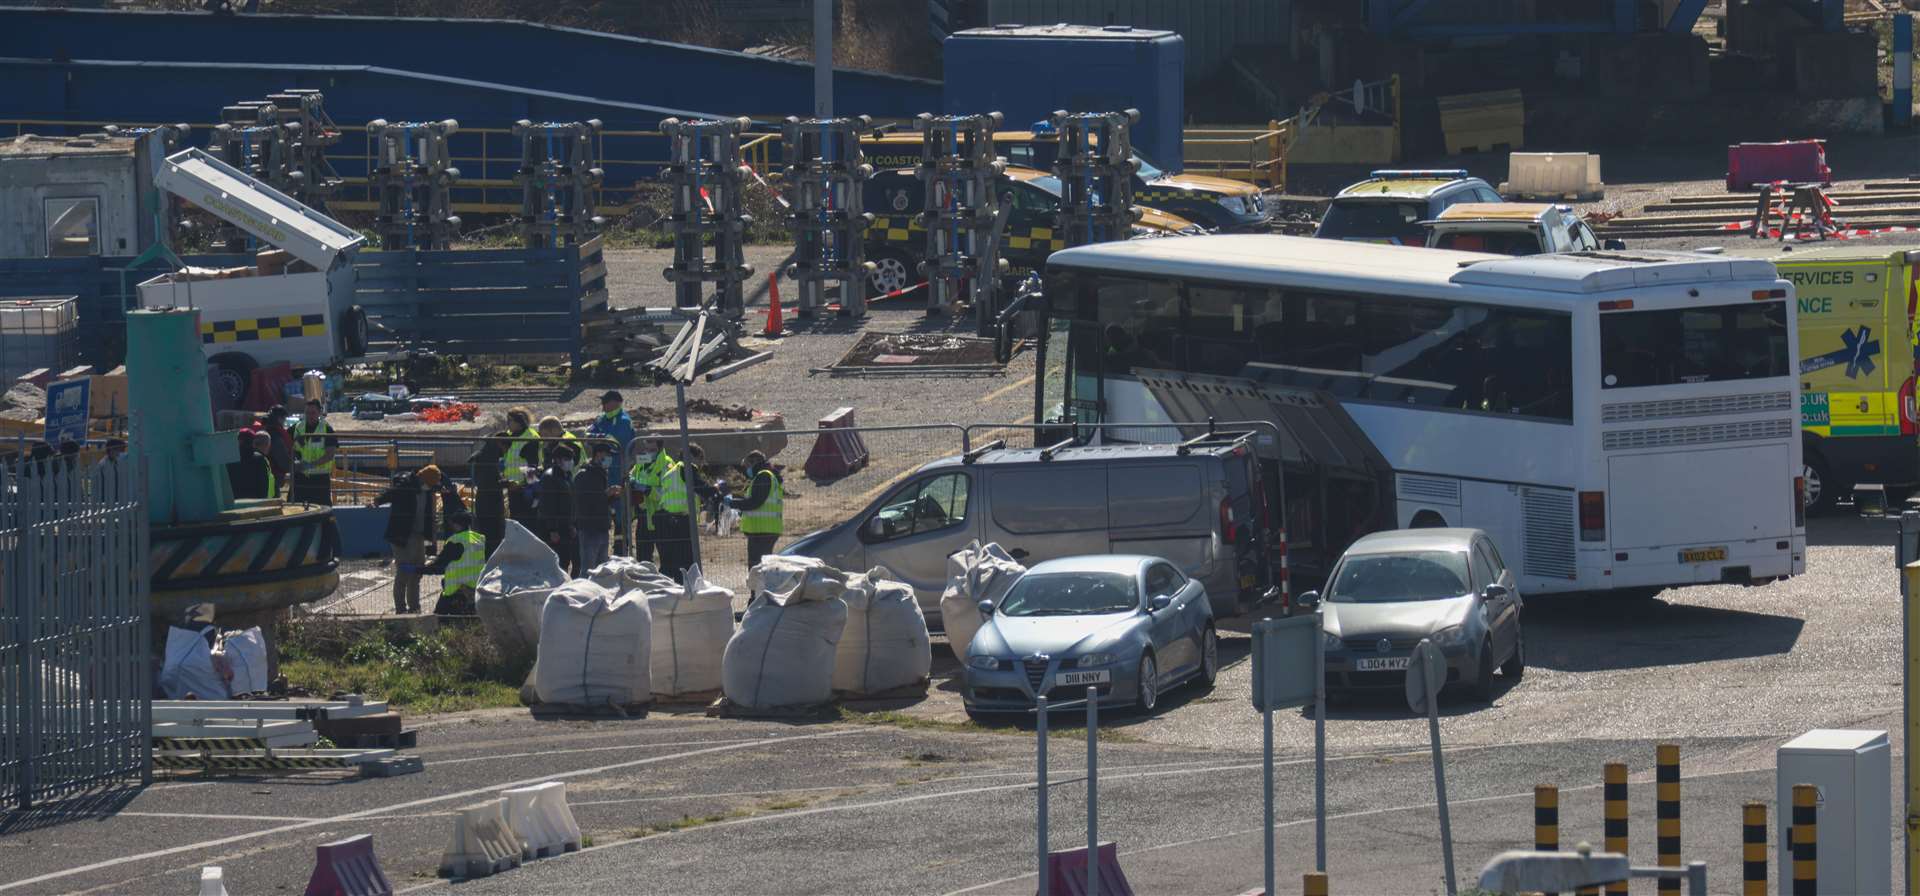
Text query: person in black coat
468 435 508 551
228 432 273 500
570 441 618 575
374 465 463 614
535 444 578 575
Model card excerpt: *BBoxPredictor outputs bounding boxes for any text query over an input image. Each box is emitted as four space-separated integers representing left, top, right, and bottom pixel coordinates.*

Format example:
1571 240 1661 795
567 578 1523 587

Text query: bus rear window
1599 302 1790 389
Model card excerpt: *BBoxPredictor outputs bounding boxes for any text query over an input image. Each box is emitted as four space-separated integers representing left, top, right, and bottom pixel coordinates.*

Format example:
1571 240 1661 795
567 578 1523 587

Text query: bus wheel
1803 453 1837 515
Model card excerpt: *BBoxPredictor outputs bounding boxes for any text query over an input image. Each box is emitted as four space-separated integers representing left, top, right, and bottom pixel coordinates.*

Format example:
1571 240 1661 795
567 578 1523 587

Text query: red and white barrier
804 406 871 480
302 834 393 896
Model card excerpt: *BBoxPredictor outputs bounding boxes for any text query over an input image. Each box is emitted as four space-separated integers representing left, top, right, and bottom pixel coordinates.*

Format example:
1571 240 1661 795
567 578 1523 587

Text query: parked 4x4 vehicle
860 165 1201 295
1423 203 1623 256
1315 169 1501 246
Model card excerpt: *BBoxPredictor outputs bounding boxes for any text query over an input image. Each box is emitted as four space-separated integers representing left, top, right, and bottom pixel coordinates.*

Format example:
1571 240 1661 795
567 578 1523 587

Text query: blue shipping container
943 25 1185 173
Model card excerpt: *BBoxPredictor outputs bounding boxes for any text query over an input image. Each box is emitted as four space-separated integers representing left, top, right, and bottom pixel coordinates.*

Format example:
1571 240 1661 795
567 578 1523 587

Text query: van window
868 472 970 541
1108 465 1202 530
990 467 1107 534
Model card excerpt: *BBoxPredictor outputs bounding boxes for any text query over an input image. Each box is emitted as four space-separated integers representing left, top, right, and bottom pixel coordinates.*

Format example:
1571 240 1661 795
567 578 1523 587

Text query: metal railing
0 443 150 810
1182 121 1295 190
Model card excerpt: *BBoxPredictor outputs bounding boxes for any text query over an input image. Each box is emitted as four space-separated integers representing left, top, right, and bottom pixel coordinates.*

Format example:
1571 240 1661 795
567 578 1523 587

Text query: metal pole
1429 678 1457 896
674 381 701 567
813 0 833 119
1685 861 1707 896
1315 610 1327 872
1904 511 1919 895
1037 695 1049 896
1264 701 1275 896
1087 686 1099 896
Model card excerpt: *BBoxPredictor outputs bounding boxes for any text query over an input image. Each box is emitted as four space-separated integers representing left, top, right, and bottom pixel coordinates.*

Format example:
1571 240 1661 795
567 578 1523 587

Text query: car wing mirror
977 599 995 618
1483 583 1509 600
1148 595 1173 613
1296 590 1321 610
865 517 890 540
1602 238 1627 251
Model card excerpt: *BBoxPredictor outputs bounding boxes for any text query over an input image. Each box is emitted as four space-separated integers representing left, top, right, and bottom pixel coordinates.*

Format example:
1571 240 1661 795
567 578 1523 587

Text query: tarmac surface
2 514 1908 895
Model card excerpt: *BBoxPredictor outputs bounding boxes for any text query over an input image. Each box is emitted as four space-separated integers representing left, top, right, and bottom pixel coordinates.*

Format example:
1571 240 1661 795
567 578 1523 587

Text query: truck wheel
208 353 258 408
339 306 369 357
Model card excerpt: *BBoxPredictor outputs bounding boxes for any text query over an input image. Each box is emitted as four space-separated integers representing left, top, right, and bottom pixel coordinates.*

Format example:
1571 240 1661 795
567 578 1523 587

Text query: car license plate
1354 657 1410 672
1679 546 1728 564
1058 670 1111 686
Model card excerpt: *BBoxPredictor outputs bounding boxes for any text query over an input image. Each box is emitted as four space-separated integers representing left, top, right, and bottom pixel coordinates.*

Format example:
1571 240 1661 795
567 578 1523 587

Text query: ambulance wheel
209 353 258 408
1803 452 1836 515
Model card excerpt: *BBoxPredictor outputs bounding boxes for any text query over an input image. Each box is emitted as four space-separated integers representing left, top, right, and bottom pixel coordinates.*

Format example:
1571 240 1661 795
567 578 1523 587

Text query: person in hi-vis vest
727 450 784 571
424 509 486 616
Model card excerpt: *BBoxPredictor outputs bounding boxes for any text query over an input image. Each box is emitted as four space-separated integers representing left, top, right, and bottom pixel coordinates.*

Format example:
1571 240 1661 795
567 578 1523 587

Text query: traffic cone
762 272 784 338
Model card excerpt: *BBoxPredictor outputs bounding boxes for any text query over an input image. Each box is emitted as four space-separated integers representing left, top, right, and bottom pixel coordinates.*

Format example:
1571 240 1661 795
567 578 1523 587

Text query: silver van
780 434 1277 623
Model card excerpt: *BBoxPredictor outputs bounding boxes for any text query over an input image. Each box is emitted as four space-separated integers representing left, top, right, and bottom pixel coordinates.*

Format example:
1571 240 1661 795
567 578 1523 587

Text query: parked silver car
962 555 1219 718
1300 528 1524 702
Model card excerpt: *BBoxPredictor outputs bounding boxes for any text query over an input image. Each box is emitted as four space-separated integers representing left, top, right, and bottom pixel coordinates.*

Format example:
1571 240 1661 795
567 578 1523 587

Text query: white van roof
924 439 1239 471
1047 234 1782 298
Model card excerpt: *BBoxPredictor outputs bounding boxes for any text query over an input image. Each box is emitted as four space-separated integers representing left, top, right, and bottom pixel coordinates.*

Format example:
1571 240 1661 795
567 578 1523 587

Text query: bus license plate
1059 670 1110 686
1354 657 1410 672
1679 546 1728 564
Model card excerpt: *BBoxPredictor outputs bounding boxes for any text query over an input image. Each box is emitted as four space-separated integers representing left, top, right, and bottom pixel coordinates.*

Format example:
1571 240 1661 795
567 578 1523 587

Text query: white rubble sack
214 627 269 696
532 580 653 707
160 626 228 700
648 564 735 697
938 541 1026 660
834 566 931 695
588 556 677 596
722 557 849 709
477 520 569 657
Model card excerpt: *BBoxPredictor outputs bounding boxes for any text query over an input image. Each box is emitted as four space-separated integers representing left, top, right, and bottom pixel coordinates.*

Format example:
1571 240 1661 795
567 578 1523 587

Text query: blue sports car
961 555 1219 718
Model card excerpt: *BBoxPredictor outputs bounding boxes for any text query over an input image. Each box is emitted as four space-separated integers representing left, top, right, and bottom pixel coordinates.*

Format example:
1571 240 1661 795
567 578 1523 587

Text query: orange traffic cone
762 272 784 338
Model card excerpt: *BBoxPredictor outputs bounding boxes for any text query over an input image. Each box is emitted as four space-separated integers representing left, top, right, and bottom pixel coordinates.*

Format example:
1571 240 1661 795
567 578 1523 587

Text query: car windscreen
999 571 1138 617
1599 301 1791 389
1318 201 1429 244
1327 551 1469 603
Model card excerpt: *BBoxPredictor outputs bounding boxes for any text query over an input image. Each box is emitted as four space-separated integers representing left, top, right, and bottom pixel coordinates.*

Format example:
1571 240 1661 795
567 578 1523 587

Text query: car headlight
968 655 1002 671
1074 652 1114 668
1219 195 1247 214
1321 631 1344 651
1430 625 1472 648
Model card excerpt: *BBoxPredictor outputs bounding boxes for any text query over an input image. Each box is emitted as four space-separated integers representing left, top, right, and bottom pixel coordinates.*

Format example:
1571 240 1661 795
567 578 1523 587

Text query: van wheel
866 248 914 296
208 353 258 408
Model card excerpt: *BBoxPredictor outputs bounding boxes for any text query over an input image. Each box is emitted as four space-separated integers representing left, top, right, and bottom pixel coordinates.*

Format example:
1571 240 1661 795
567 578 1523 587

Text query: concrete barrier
198 866 229 896
501 781 583 859
301 834 393 896
1500 153 1604 201
438 799 524 880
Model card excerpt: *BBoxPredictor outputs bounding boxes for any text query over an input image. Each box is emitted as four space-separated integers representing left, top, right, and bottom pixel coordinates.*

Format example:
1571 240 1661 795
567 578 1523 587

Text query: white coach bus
1034 235 1806 598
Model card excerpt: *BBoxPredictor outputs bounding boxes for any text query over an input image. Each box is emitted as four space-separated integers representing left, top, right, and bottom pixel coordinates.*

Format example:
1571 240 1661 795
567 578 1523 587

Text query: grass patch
837 707 1139 743
278 620 527 714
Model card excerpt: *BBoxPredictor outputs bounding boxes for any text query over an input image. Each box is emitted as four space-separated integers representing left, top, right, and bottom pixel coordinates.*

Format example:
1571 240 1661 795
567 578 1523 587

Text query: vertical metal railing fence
0 443 150 810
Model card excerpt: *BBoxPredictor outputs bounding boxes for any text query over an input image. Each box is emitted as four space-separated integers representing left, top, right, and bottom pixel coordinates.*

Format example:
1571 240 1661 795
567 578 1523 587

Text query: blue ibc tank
943 24 1185 173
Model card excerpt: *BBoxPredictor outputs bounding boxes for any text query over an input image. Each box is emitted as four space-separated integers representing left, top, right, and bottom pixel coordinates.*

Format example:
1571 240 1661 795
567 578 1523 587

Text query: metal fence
0 446 151 810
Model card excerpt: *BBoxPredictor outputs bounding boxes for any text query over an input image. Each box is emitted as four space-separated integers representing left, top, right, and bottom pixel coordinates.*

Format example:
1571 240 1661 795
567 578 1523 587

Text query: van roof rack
1176 429 1254 456
1037 437 1076 461
962 439 1006 465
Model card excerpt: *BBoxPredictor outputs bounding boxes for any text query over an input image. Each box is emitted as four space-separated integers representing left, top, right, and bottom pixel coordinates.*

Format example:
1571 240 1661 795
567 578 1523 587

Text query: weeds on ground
277 619 526 714
836 707 1140 743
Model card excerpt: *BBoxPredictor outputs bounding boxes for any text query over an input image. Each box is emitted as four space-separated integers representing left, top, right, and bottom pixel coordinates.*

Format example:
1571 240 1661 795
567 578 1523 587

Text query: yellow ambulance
1774 247 1920 511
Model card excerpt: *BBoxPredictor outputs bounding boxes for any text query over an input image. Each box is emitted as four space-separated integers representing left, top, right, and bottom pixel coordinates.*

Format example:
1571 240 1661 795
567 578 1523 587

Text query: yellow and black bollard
1603 763 1629 896
1655 744 1680 893
1743 801 1768 896
1535 785 1560 896
1791 783 1818 895
1303 870 1328 896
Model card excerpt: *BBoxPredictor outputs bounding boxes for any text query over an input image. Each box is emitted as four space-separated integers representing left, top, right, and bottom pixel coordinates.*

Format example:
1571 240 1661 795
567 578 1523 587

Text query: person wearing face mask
502 408 541 526
626 437 674 566
536 444 579 575
571 441 618 573
652 442 713 580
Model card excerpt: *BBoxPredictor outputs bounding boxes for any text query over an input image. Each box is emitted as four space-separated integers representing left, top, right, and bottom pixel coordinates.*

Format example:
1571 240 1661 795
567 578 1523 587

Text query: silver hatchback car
1300 528 1524 702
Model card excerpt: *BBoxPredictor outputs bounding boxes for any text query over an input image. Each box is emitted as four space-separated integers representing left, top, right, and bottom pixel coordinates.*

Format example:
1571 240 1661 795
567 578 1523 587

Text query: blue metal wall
0 6 939 120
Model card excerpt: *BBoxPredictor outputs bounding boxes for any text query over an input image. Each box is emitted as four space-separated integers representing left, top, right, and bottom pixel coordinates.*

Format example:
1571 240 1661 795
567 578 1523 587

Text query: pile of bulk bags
834 566 931 696
938 541 1026 660
648 565 735 698
722 556 848 710
532 579 652 707
477 521 570 658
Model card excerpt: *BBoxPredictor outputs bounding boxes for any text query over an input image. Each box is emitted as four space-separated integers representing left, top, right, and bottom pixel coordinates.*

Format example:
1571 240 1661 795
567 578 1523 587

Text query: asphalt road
2 513 1909 895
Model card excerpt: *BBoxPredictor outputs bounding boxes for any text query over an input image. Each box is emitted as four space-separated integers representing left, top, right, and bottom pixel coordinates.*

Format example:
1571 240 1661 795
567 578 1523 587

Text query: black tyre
339 305 370 357
1198 625 1220 687
208 353 258 408
1803 451 1838 515
1135 652 1159 714
1471 639 1497 702
866 247 915 296
1500 629 1525 681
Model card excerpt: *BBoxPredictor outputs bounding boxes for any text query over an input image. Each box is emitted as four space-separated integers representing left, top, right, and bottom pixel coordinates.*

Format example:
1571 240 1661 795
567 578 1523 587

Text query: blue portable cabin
942 24 1185 174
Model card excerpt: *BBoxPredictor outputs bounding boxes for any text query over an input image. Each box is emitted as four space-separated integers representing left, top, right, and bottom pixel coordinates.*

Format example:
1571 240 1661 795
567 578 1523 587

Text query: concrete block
198 866 230 896
438 798 523 879
500 781 582 859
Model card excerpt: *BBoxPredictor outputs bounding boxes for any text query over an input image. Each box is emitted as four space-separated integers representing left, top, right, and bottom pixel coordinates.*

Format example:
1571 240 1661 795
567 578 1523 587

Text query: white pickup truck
136 148 369 404
1422 202 1623 256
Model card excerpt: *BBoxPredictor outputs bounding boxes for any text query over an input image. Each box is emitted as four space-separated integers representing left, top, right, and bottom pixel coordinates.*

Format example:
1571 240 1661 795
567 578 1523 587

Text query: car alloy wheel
1137 654 1158 713
1200 626 1220 686
1472 638 1497 702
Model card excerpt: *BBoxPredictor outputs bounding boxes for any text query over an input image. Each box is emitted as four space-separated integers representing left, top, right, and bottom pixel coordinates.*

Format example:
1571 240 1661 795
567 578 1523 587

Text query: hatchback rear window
1317 201 1429 245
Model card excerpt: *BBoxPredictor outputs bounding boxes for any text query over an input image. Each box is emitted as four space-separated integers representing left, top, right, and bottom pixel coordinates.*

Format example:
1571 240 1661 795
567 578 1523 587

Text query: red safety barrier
1727 140 1831 191
303 834 393 896
804 406 870 480
1039 842 1134 896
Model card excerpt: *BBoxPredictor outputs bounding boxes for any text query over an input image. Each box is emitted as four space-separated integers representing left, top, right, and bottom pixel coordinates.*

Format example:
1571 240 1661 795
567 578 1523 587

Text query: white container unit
1776 728 1891 896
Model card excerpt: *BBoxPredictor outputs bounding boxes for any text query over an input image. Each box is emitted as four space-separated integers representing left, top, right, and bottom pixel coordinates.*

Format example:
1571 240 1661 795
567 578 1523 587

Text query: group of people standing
227 399 339 505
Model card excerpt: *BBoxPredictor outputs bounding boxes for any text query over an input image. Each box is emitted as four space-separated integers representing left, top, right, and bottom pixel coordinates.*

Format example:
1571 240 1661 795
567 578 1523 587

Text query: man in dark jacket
375 465 462 614
259 405 293 487
535 444 578 575
571 441 618 574
468 435 508 551
228 431 274 500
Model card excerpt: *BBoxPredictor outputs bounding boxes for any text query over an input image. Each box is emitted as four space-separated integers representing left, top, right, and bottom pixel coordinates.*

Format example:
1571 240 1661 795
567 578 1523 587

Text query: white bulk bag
938 541 1026 660
215 627 270 696
533 580 652 706
834 566 931 695
723 557 847 709
589 556 677 596
160 626 228 700
649 564 735 697
477 521 569 656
